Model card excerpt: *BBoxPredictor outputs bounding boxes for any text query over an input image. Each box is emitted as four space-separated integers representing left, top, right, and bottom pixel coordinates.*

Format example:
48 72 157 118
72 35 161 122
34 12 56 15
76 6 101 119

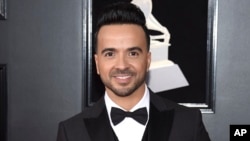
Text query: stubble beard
101 68 147 97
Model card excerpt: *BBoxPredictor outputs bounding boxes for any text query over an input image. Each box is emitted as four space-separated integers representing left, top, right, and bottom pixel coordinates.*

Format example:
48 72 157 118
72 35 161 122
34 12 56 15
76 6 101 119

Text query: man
57 2 211 141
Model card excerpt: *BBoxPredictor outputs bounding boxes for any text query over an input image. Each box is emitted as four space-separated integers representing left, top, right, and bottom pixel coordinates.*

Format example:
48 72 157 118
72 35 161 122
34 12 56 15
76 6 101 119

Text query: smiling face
95 24 151 98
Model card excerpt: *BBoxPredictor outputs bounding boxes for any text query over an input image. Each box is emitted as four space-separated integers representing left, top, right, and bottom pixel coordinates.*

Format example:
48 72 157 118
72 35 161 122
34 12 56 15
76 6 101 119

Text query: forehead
99 24 145 36
97 24 147 48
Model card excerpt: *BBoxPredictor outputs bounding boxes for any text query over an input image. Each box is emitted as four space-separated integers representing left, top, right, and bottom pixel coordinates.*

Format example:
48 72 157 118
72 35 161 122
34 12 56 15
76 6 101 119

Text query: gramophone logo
131 0 189 92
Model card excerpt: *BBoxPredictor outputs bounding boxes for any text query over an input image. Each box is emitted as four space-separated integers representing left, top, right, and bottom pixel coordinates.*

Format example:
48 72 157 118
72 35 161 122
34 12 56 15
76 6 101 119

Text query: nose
115 54 129 70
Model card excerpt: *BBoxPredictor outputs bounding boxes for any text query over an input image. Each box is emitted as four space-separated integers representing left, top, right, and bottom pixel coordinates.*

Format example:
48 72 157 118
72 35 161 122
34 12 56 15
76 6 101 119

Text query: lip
113 75 132 84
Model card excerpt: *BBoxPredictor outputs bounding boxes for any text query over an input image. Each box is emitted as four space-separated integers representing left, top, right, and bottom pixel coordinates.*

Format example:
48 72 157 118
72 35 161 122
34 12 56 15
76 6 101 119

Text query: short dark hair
94 2 150 53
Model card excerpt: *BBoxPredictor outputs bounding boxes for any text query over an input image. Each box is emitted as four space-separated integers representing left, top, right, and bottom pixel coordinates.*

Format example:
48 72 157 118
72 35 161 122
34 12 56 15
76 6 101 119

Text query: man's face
95 24 151 97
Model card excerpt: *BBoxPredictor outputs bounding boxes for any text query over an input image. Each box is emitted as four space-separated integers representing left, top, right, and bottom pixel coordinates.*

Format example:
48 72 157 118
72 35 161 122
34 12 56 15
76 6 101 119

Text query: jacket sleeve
194 110 211 141
57 122 68 141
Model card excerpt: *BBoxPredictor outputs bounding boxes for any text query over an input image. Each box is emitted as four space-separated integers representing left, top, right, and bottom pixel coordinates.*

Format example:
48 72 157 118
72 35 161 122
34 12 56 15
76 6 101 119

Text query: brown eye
104 52 114 57
129 51 139 57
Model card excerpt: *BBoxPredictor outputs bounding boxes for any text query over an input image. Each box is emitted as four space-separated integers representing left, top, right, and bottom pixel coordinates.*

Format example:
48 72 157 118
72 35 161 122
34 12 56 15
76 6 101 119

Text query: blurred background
0 0 250 141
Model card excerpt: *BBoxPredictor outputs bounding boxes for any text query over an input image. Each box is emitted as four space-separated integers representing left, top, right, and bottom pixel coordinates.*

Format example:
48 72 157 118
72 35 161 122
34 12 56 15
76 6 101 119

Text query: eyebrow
100 46 143 54
100 48 116 55
128 47 143 53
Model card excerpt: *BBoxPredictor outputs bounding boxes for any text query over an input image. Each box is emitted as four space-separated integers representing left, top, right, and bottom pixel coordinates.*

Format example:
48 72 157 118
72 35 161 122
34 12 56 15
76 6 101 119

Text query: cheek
95 57 112 76
141 55 151 67
131 60 147 72
97 61 112 76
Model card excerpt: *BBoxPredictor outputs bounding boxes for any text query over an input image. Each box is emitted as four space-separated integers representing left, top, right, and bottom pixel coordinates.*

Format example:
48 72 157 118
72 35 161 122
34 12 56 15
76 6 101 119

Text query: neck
107 84 146 111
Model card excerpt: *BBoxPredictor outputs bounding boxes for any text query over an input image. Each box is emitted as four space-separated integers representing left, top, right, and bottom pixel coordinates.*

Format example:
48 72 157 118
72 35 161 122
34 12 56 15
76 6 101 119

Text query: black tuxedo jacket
57 92 210 141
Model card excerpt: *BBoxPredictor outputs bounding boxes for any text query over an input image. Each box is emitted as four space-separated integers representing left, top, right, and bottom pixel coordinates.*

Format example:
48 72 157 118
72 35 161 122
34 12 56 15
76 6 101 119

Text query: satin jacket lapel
147 92 175 141
83 98 115 141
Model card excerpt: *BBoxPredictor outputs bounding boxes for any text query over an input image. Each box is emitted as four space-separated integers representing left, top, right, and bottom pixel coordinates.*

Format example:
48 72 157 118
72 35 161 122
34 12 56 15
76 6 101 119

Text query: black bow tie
110 107 148 126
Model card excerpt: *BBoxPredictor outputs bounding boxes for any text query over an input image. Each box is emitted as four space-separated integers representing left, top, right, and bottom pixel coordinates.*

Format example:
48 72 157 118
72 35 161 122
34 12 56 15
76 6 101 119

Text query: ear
94 54 100 74
147 52 151 72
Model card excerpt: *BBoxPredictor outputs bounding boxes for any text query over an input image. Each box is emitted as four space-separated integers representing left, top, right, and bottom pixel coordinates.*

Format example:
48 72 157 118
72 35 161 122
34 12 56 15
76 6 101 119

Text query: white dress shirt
104 87 150 141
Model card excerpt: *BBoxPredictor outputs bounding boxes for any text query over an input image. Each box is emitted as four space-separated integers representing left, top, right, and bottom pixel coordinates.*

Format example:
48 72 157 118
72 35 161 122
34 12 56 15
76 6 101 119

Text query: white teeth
116 76 130 79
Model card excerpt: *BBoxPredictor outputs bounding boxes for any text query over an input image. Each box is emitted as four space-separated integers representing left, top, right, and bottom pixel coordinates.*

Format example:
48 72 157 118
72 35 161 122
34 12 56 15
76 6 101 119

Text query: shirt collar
104 85 150 115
